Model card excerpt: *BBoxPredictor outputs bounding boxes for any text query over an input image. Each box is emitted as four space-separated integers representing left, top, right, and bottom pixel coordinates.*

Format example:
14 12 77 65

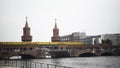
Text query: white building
101 34 120 46
60 32 86 42
80 33 120 46
80 35 101 45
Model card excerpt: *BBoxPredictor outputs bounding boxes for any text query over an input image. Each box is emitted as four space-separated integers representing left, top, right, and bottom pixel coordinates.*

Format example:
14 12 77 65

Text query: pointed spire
25 17 29 28
22 17 32 42
51 18 60 42
54 18 57 29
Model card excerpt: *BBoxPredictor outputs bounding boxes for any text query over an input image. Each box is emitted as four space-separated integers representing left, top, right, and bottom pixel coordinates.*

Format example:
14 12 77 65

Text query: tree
102 39 112 45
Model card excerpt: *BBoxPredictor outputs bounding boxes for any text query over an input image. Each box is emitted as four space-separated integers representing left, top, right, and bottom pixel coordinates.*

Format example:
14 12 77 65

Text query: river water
0 56 120 68
32 56 120 68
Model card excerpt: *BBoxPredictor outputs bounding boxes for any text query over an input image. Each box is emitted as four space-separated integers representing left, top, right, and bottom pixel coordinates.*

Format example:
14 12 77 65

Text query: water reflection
0 56 120 68
33 56 120 68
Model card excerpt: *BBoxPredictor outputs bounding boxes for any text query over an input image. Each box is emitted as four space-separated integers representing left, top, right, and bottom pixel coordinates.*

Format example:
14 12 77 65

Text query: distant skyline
0 0 120 42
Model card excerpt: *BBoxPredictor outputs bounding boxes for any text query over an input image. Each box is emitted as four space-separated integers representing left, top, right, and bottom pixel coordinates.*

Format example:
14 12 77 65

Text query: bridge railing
0 60 73 68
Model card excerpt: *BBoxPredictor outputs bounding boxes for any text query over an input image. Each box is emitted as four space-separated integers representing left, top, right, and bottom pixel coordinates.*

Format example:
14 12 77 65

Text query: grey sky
0 0 120 42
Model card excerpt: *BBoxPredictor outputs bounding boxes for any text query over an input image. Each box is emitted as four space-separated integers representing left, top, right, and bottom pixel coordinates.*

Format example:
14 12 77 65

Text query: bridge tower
51 19 60 42
21 17 32 42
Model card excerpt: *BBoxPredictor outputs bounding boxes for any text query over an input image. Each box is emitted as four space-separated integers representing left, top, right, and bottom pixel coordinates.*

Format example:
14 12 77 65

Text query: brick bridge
48 44 120 57
0 42 119 59
0 43 38 59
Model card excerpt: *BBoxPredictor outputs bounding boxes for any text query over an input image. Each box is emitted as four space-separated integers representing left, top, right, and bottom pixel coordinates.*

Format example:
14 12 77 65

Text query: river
32 56 120 68
0 56 120 68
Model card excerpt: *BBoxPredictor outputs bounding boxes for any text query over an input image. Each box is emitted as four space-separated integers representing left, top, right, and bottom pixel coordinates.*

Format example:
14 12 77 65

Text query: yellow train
0 42 83 46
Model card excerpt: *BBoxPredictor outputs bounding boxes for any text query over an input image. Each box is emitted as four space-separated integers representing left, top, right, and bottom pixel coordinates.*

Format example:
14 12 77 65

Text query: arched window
29 48 32 51
7 48 9 50
10 48 13 50
3 48 6 50
24 48 27 51
20 48 23 51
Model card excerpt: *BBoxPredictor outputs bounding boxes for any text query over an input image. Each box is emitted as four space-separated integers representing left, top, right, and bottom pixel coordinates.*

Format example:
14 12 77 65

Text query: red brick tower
21 17 32 42
51 19 61 42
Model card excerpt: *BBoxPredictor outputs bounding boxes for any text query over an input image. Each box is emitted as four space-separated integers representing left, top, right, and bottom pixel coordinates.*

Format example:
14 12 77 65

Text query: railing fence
0 60 73 68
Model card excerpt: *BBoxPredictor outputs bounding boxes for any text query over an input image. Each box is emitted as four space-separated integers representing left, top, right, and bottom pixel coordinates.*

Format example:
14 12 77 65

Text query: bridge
0 42 119 59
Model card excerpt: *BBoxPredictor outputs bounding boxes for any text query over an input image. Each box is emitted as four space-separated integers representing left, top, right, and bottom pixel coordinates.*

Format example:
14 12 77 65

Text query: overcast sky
0 0 120 42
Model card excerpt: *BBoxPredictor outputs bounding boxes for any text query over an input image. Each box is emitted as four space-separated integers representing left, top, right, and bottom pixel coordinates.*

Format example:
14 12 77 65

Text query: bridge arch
49 50 70 58
119 53 120 55
79 52 97 57
9 54 35 59
101 52 114 56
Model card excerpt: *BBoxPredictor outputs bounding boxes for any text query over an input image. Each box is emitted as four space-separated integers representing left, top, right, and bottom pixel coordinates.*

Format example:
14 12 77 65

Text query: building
0 18 37 59
80 33 120 46
101 34 120 46
21 17 32 42
51 19 61 42
0 18 84 59
80 35 101 45
50 19 120 46
60 32 86 42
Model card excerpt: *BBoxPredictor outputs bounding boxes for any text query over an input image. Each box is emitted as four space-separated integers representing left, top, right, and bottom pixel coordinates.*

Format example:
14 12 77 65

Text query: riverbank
0 66 20 68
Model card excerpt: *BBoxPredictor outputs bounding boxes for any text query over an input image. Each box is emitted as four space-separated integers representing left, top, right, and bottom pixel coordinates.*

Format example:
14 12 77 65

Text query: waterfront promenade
0 56 120 68
0 59 73 68
0 66 20 68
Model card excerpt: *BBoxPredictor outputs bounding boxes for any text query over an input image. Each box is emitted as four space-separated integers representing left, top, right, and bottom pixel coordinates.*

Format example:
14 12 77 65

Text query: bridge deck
0 42 83 46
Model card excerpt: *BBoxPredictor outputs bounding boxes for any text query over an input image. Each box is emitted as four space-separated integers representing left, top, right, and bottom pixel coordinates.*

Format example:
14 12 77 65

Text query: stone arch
119 53 120 55
10 48 13 50
79 52 97 57
23 48 27 51
49 50 70 58
19 54 35 59
101 52 114 56
9 54 35 59
29 48 32 51
6 48 9 50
